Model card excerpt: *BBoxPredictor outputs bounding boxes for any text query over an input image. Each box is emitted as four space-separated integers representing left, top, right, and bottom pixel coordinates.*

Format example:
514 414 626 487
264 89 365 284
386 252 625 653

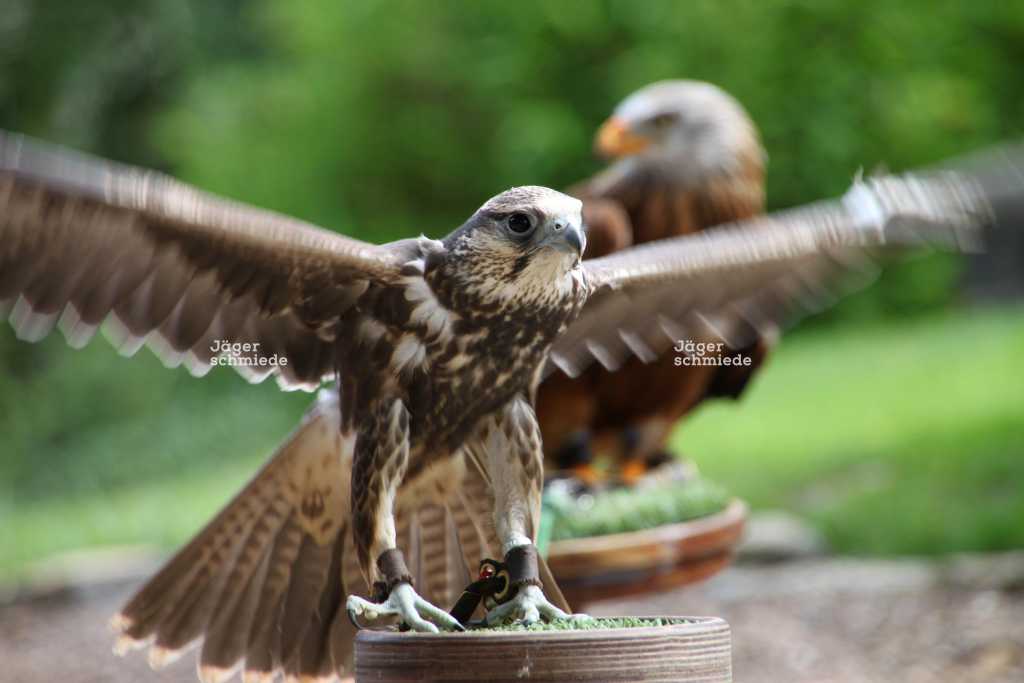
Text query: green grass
1 306 1021 581
0 458 264 577
676 306 1024 555
0 333 309 580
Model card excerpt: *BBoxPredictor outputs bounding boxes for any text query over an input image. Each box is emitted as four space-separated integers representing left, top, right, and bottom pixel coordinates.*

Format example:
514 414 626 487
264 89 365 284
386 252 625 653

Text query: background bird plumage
535 80 773 484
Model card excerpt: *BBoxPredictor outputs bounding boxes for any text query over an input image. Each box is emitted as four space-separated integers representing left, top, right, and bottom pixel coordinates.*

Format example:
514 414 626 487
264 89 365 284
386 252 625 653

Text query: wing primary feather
618 328 657 363
10 295 59 342
584 338 621 371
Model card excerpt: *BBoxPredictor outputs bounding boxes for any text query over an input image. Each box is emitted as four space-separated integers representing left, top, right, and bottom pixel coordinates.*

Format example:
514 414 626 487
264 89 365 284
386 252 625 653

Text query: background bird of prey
1 130 1019 682
536 80 772 487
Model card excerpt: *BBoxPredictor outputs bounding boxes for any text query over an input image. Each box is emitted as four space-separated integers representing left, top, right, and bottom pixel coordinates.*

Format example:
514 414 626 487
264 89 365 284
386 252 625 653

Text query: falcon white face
444 186 587 305
476 185 585 255
595 79 762 181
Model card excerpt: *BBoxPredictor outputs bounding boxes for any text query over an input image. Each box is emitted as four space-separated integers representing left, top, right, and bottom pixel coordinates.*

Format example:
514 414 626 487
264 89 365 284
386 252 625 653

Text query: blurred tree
0 0 262 165
150 0 1024 311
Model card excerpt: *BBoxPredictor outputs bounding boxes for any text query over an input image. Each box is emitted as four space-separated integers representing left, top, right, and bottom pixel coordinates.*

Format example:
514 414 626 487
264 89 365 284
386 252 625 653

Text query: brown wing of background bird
536 129 770 484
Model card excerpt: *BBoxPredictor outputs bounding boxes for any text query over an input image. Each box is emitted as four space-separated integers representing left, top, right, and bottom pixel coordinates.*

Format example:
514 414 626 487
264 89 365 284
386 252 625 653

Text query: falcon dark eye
507 212 534 235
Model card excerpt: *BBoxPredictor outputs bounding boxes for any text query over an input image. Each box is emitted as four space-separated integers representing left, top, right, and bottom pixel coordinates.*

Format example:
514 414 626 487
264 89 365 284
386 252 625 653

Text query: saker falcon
1 131 1020 682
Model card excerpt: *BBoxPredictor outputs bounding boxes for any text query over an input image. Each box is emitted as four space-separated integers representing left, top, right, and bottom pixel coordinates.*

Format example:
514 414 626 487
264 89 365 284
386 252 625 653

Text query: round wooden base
354 617 732 682
547 499 747 609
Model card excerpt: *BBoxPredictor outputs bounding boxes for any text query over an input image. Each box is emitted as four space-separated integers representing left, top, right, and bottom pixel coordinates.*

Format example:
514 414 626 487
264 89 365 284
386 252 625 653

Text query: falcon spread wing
551 160 1015 378
0 131 413 390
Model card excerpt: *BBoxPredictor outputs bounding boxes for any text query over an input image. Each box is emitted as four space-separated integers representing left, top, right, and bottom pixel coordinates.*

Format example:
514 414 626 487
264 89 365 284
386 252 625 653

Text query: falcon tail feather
111 389 563 681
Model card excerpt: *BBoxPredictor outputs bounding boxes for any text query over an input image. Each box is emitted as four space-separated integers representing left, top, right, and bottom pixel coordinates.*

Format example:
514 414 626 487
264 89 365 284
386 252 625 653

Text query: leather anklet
372 548 414 602
505 544 543 590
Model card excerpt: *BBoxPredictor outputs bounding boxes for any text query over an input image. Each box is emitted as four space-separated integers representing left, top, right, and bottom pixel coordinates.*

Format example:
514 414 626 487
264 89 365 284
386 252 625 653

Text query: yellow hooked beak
594 116 650 158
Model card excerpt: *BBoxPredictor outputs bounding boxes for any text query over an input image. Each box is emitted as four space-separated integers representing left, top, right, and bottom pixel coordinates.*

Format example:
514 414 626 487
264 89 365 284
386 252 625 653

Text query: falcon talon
346 605 385 632
484 584 571 626
345 584 462 634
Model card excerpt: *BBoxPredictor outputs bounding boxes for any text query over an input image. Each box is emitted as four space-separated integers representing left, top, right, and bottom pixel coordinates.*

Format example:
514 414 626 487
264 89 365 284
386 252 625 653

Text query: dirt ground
1 555 1022 682
594 557 1024 683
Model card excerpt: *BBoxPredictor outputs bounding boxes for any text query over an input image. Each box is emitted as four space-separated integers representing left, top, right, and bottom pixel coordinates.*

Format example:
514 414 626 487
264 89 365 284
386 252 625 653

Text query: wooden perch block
354 617 732 682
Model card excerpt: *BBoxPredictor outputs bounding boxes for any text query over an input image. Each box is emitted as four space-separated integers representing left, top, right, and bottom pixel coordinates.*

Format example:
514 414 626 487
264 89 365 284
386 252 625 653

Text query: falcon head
441 186 586 305
594 79 763 182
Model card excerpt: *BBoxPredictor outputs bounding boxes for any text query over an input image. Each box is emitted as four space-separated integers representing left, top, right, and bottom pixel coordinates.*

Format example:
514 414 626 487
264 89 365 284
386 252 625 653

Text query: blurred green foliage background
1 0 1022 575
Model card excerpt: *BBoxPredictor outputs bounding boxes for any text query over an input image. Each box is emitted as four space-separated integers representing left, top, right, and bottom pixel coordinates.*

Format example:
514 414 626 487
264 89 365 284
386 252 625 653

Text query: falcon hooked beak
541 215 586 260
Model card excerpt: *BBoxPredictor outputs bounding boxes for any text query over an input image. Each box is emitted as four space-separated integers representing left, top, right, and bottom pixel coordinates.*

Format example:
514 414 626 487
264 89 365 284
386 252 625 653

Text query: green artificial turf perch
542 477 731 543
469 617 693 633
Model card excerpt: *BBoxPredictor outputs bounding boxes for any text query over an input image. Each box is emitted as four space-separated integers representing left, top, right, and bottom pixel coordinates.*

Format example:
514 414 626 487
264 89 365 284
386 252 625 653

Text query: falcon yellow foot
485 584 589 626
346 584 464 633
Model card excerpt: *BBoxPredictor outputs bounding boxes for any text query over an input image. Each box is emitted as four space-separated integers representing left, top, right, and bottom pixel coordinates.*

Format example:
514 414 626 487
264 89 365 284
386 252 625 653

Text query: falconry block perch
354 617 732 682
